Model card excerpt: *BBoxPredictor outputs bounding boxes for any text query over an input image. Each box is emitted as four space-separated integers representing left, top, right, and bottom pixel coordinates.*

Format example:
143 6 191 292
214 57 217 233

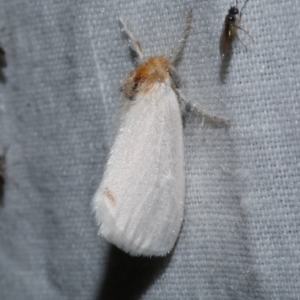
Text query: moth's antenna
240 0 250 13
119 17 144 64
169 9 193 66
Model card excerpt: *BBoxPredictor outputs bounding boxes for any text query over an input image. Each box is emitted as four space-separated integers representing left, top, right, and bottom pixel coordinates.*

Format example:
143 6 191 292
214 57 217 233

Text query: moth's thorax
122 56 171 99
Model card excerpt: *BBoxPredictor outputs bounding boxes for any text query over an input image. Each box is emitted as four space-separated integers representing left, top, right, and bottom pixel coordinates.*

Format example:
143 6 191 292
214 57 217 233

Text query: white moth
92 10 228 256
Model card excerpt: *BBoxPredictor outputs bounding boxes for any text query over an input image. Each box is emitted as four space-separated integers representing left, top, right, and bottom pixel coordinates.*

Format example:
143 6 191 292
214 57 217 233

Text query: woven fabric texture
0 0 299 299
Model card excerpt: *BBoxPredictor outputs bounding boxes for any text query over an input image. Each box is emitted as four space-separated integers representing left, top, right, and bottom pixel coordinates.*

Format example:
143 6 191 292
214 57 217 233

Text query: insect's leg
235 33 248 51
236 25 254 42
177 89 230 127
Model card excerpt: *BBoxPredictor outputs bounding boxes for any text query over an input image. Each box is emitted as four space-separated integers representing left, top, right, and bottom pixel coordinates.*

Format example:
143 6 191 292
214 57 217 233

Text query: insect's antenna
240 0 250 13
169 9 193 66
119 16 144 64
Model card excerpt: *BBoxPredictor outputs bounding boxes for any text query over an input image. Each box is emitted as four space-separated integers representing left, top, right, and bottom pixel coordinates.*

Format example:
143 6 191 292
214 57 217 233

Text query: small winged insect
219 0 253 57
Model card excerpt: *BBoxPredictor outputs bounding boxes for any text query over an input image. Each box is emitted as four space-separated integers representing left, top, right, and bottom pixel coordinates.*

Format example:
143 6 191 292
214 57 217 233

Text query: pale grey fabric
0 0 299 299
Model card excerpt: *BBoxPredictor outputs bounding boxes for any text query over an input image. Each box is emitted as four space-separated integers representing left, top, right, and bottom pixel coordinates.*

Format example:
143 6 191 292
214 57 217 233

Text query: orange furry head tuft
122 56 170 99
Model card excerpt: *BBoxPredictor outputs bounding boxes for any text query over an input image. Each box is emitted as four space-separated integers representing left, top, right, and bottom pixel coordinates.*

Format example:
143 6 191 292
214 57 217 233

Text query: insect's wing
92 83 185 256
219 24 234 56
